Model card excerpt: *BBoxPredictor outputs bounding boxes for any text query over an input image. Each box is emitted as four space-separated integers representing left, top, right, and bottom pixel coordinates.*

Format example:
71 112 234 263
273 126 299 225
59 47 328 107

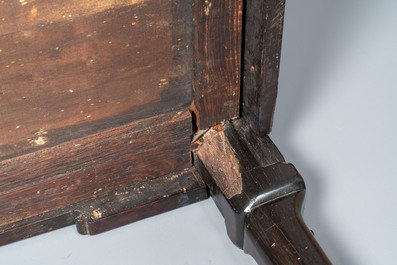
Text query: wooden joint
193 119 331 264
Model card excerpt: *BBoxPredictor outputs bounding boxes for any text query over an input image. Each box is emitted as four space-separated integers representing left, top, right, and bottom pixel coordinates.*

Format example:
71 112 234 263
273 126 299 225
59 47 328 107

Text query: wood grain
0 0 193 159
0 167 207 246
0 110 192 227
245 191 332 265
242 0 286 136
194 119 331 264
192 0 242 130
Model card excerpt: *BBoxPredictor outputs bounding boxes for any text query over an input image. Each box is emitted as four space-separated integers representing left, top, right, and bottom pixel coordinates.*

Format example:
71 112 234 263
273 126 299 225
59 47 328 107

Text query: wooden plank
0 0 193 159
77 168 207 235
0 110 192 227
192 0 242 130
242 0 286 136
0 168 208 246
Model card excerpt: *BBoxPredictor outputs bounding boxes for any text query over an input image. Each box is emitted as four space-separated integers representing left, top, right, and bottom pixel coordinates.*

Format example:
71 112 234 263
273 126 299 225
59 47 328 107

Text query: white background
2 0 397 264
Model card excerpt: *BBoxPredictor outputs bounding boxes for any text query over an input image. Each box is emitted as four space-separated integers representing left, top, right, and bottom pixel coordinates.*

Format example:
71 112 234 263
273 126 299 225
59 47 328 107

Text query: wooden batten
0 167 207 246
242 0 286 136
192 0 243 130
0 110 192 228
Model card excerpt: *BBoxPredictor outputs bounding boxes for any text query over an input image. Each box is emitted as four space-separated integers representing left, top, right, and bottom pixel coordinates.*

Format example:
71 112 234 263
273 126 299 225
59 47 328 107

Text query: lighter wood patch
197 129 242 199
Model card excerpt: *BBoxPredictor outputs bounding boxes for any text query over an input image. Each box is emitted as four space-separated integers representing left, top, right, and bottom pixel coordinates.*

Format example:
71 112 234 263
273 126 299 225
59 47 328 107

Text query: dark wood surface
0 0 246 247
192 0 242 131
245 191 331 265
0 167 207 246
0 2 333 264
242 0 286 136
194 120 331 264
0 0 193 159
0 110 191 228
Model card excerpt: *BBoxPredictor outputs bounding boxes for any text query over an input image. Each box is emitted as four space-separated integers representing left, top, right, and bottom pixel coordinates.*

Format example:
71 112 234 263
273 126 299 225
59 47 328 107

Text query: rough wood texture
0 167 207 246
0 0 193 159
192 0 242 130
0 110 192 228
242 0 286 136
194 120 331 264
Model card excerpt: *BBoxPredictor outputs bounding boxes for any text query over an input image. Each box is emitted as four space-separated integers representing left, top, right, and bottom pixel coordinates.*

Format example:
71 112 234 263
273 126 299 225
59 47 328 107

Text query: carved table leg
193 119 331 265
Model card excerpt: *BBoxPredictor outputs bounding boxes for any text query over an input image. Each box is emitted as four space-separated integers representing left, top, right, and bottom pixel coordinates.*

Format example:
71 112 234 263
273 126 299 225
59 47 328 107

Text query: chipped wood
197 128 242 199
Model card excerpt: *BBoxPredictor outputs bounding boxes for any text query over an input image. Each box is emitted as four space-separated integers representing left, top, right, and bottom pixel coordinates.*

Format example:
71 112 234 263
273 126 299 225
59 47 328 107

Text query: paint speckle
86 115 91 119
35 128 47 136
19 0 28 6
92 209 102 219
87 98 92 102
29 6 37 21
32 136 47 146
61 109 65 112
37 190 40 194
158 78 169 88
204 0 212 16
68 89 74 93
271 242 276 247
16 126 20 129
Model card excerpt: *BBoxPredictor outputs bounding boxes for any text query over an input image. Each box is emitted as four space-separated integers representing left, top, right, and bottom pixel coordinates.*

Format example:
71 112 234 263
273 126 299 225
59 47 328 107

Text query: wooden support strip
192 0 243 130
0 110 192 226
242 0 286 136
0 167 207 246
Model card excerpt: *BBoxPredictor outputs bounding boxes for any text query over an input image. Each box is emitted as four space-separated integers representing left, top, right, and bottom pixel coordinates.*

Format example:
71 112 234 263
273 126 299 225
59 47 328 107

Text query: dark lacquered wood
192 0 242 130
0 2 333 264
0 167 207 245
242 0 286 136
194 120 331 264
245 191 332 265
